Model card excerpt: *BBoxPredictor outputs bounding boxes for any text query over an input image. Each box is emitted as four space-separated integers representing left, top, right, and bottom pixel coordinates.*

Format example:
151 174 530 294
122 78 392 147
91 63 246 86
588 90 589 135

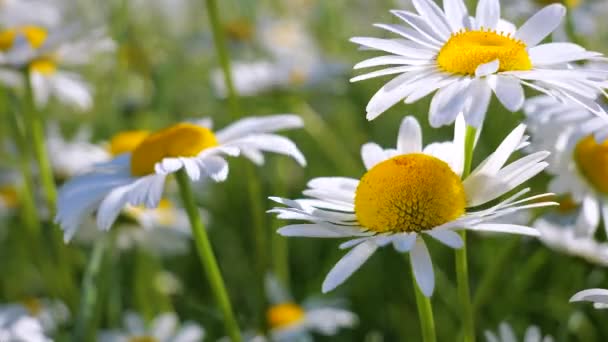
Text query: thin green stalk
22 70 57 213
456 126 477 342
72 237 107 342
175 170 241 342
410 258 437 342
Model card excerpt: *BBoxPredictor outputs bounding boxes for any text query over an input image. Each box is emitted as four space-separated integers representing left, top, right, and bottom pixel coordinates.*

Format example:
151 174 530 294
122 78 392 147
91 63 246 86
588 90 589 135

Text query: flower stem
22 70 57 214
410 258 437 342
175 170 242 342
456 125 477 342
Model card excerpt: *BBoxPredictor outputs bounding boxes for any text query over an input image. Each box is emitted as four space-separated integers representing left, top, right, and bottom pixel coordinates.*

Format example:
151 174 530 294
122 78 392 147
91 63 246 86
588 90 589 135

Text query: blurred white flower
271 115 554 297
570 288 608 309
55 115 306 242
0 303 51 342
0 0 62 28
485 322 553 342
99 312 204 342
351 0 607 126
264 274 357 341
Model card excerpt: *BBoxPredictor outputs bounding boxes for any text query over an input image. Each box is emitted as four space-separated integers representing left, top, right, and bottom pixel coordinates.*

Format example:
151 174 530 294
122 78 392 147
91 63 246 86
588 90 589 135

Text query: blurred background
1 0 608 340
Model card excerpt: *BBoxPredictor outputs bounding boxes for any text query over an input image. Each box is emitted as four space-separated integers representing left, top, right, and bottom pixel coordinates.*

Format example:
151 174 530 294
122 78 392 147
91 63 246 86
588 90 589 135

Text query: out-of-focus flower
525 95 608 238
264 274 357 341
46 122 110 179
271 115 554 296
0 171 20 216
99 312 204 342
351 0 607 126
0 0 62 28
570 288 608 309
0 303 51 342
56 115 306 242
485 322 554 342
19 298 70 334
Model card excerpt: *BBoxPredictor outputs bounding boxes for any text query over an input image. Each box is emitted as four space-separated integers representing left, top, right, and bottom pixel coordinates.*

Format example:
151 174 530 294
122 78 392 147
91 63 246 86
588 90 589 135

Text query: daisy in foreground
351 0 607 127
55 114 306 242
570 288 608 309
270 115 555 296
485 322 553 342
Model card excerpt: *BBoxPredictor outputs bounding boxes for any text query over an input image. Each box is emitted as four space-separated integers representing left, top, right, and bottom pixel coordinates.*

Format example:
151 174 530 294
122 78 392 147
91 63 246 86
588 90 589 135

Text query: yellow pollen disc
436 29 532 76
267 303 305 329
0 26 47 51
21 298 42 315
574 135 608 194
355 154 466 233
128 337 159 342
29 58 57 75
0 186 19 208
108 130 151 156
557 195 578 214
130 123 218 177
225 19 254 41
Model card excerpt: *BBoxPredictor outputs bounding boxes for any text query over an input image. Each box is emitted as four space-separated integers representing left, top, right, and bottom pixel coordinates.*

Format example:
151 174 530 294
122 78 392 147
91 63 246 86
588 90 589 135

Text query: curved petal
361 143 387 170
397 116 423 154
322 240 378 293
515 4 566 47
410 238 435 297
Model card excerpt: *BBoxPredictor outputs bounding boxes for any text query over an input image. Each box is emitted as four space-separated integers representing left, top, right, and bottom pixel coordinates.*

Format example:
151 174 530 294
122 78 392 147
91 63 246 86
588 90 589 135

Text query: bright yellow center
0 26 47 51
267 303 305 329
436 29 532 76
108 130 151 156
355 154 466 233
0 186 19 208
225 19 254 41
128 337 158 342
130 123 218 176
574 135 608 194
124 199 176 226
557 195 578 214
21 298 42 315
29 58 56 75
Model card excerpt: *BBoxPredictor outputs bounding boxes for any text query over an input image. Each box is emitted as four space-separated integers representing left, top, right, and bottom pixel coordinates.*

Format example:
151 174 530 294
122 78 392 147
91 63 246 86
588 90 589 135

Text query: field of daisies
3 0 608 341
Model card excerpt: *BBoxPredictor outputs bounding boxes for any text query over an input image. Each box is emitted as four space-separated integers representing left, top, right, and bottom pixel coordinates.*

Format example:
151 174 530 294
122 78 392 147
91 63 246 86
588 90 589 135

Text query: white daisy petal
425 229 463 248
410 238 435 297
197 156 229 182
490 75 525 112
392 233 418 252
570 288 608 304
475 59 499 77
574 196 600 237
215 114 303 142
322 240 378 293
515 4 566 47
278 223 369 238
475 0 500 30
443 0 470 31
463 79 492 128
361 143 388 170
397 116 423 154
470 223 540 237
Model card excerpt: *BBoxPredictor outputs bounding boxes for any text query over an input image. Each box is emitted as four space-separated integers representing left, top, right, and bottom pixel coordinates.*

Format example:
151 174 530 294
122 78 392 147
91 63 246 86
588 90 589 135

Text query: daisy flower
570 288 608 309
99 312 204 342
0 304 50 342
0 25 115 111
484 322 554 342
351 0 607 127
264 274 357 341
270 115 554 296
17 298 70 334
55 114 306 242
524 95 608 237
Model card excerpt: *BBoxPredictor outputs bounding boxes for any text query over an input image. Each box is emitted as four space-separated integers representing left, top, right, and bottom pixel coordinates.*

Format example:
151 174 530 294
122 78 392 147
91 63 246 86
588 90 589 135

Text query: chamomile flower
0 304 50 342
46 122 111 179
0 0 61 28
0 25 115 111
99 312 204 342
570 288 608 309
56 114 306 242
524 95 608 237
264 274 357 341
485 322 554 342
351 0 607 126
270 115 554 296
18 298 70 334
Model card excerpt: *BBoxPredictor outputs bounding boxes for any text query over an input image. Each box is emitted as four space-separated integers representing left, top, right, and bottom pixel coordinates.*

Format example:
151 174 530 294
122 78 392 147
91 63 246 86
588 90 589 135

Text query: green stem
456 126 477 342
22 70 57 214
175 170 241 342
72 237 107 342
410 258 437 342
204 0 240 118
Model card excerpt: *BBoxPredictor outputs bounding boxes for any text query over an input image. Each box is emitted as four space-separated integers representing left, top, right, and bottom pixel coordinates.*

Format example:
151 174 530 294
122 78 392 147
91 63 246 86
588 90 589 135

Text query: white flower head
351 0 608 127
56 115 306 242
264 274 357 341
0 304 51 342
271 115 555 297
570 288 608 309
485 322 554 342
99 312 204 342
524 94 608 238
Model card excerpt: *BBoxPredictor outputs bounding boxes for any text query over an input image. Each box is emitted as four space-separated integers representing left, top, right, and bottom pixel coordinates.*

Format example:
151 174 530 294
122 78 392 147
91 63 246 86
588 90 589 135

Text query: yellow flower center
130 123 218 176
355 154 466 233
0 186 19 208
224 19 254 41
267 303 305 329
124 199 176 226
0 26 47 51
21 298 42 315
557 195 578 214
128 337 158 342
29 58 57 75
108 130 151 156
574 135 608 194
436 29 532 76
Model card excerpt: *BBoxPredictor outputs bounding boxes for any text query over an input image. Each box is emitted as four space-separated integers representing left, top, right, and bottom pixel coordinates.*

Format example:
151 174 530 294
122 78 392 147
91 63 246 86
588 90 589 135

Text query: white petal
443 0 470 31
392 233 417 252
397 116 423 154
570 288 608 304
529 43 601 65
515 4 566 47
425 229 463 248
361 143 387 170
322 240 378 293
429 78 470 127
215 114 303 142
172 323 205 342
475 59 499 77
464 79 492 128
469 223 540 237
197 156 229 182
228 134 306 166
499 323 517 342
410 238 435 297
475 0 500 29
524 326 542 342
278 223 368 238
575 196 600 237
490 76 525 112
150 313 178 340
